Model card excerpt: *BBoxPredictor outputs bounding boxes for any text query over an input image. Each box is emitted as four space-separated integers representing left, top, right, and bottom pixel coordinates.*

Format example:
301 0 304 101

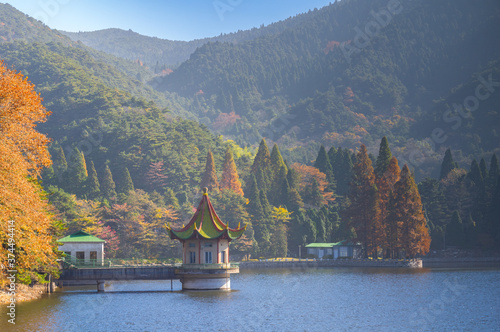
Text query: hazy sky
3 0 333 41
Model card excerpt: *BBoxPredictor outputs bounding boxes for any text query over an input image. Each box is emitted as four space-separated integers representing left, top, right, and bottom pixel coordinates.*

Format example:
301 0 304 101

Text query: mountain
60 10 319 67
148 0 500 178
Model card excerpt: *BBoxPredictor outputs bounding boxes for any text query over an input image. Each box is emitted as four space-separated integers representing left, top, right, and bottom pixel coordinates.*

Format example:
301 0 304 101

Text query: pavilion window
76 251 84 260
189 251 196 264
205 251 212 264
221 251 226 263
90 251 97 260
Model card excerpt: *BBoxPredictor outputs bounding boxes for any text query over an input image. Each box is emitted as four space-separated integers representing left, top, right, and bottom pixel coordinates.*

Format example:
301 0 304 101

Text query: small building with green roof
305 240 361 259
58 231 106 263
166 187 246 290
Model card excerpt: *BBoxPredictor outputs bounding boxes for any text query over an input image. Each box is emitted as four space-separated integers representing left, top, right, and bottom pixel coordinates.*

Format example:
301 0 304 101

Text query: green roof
166 189 246 242
58 231 105 243
305 240 354 248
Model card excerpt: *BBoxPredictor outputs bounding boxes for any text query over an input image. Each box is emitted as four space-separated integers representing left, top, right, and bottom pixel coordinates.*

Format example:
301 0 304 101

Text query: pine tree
346 144 381 258
101 165 117 200
440 149 457 180
86 161 100 199
375 136 392 178
117 167 135 194
388 164 431 258
220 148 244 196
314 145 335 185
200 151 219 192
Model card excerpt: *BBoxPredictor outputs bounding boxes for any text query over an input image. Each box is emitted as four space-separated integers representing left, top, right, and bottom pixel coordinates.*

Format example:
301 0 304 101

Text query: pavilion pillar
97 280 105 292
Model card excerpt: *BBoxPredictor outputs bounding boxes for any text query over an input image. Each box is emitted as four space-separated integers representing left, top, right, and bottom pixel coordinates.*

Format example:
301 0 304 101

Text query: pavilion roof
166 188 246 242
58 230 106 243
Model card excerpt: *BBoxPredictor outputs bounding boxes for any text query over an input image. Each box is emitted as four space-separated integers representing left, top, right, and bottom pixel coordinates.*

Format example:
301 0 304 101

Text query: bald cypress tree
200 151 219 192
220 148 244 196
388 164 431 258
346 144 381 258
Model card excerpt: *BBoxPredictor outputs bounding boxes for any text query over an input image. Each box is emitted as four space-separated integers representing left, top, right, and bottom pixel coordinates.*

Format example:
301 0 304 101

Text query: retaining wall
240 258 422 269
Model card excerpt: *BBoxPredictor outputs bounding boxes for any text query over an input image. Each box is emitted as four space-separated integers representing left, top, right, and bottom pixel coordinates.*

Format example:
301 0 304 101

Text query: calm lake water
1 267 499 331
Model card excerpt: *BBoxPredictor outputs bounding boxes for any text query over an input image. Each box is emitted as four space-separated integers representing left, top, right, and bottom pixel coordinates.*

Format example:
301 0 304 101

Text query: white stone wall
59 242 104 262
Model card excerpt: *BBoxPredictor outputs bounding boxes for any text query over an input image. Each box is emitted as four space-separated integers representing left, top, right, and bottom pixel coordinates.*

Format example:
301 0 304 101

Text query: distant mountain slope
0 3 195 119
60 7 323 67
152 0 500 175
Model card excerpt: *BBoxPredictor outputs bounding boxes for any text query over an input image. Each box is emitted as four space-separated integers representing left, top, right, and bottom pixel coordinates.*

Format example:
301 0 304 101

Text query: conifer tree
479 158 488 180
270 144 287 181
220 148 244 196
446 211 465 247
346 144 381 258
200 151 219 192
489 154 499 184
314 145 335 185
101 165 117 200
251 139 272 192
377 156 400 257
327 146 337 166
440 149 457 180
86 161 100 199
52 146 68 180
81 151 88 177
375 136 392 178
388 164 431 258
117 167 135 194
67 147 88 195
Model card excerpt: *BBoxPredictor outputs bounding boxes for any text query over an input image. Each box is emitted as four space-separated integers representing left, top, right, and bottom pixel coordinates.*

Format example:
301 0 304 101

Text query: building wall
183 239 229 264
59 242 104 261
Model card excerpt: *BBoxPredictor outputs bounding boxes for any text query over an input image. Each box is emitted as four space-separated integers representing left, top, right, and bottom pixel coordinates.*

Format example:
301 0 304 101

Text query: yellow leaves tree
0 61 59 284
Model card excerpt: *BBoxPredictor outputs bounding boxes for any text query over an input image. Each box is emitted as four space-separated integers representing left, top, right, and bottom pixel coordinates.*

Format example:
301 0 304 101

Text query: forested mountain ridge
60 7 322 68
150 0 500 178
0 3 196 119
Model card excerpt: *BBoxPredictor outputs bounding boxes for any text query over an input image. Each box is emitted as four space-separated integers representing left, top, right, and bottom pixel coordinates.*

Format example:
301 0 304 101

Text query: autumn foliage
0 62 60 284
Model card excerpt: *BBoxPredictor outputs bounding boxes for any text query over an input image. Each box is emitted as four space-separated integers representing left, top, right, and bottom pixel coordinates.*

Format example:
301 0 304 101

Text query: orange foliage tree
220 148 244 196
290 163 334 204
0 62 60 284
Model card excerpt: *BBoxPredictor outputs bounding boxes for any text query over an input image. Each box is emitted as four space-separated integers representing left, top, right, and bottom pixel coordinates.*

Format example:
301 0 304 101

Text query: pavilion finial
203 187 208 195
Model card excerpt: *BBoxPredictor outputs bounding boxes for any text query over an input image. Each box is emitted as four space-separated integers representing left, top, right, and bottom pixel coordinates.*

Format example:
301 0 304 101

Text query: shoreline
0 283 48 305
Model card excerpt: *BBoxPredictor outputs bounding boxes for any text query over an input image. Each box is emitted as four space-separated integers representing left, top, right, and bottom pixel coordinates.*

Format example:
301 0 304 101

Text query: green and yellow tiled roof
166 188 246 242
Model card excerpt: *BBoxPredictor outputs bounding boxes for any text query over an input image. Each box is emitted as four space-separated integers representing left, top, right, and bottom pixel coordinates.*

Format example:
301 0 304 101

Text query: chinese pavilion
166 188 246 290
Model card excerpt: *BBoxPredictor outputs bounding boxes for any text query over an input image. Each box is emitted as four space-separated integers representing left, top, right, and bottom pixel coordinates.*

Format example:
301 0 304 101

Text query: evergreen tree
86 160 100 200
440 149 457 180
117 167 135 194
67 147 87 195
418 177 447 249
200 151 219 192
375 136 392 178
327 146 337 167
388 164 431 258
251 139 272 192
220 148 244 196
52 146 68 180
270 144 287 181
479 158 488 180
101 165 117 200
446 211 465 247
314 145 335 185
488 154 499 192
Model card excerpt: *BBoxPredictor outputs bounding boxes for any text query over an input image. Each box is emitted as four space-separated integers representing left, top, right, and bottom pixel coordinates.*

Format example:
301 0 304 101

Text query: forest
0 0 499 285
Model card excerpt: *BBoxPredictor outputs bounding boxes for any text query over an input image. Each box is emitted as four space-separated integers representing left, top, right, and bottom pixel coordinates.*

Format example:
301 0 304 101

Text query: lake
1 267 499 331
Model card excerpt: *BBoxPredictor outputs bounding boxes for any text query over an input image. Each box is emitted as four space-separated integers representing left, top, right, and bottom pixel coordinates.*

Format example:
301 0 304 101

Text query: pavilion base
175 267 238 290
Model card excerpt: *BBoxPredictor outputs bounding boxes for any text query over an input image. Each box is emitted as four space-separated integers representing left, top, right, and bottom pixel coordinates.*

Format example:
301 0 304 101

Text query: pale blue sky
3 0 333 41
